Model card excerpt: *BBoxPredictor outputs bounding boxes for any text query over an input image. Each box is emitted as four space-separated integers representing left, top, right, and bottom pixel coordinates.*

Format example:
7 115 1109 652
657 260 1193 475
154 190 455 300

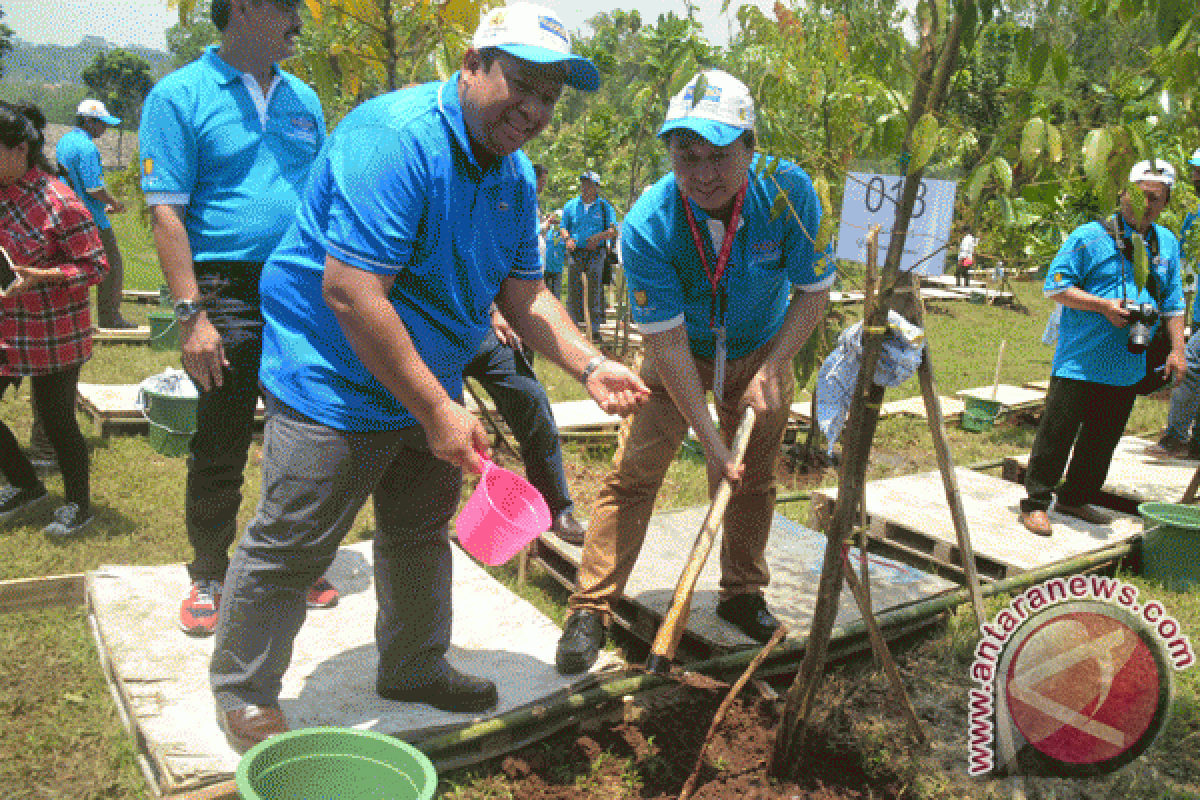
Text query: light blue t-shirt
1045 219 1185 386
138 46 326 263
259 76 542 432
562 195 617 251
545 227 566 274
622 153 836 360
1180 207 1200 324
55 127 110 230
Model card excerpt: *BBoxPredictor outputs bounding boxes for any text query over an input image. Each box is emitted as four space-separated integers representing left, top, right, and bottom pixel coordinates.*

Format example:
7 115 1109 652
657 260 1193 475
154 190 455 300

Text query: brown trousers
568 341 793 618
95 227 125 327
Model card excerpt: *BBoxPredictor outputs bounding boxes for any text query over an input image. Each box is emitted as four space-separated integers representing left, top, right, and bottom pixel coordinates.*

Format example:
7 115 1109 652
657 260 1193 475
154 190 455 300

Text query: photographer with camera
1019 160 1186 537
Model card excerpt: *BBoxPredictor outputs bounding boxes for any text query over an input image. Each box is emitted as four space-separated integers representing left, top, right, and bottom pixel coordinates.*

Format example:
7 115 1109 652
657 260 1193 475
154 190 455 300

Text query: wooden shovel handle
648 407 757 669
173 779 239 799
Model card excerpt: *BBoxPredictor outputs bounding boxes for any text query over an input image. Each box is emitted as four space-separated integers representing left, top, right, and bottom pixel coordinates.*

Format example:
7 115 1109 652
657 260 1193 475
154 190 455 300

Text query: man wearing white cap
1155 148 1200 458
55 99 133 329
1019 160 1186 537
561 170 617 337
556 69 835 674
208 2 648 746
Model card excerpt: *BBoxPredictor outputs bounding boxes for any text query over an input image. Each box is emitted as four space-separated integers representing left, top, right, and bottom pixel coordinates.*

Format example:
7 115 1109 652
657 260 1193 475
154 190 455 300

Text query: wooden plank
920 288 970 301
881 394 964 420
76 383 265 436
535 507 953 653
87 542 622 794
957 384 1045 410
93 326 152 344
0 573 86 613
122 289 162 305
1022 378 1051 391
921 274 984 289
1005 436 1200 507
813 468 1143 580
830 291 865 305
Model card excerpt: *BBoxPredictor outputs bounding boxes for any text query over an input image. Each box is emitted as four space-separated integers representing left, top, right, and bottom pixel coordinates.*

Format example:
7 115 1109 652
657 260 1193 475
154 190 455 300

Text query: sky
2 0 780 53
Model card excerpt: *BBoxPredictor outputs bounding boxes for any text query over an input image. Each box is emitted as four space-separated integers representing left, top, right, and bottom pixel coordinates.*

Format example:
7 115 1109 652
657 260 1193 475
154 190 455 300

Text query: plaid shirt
0 167 107 376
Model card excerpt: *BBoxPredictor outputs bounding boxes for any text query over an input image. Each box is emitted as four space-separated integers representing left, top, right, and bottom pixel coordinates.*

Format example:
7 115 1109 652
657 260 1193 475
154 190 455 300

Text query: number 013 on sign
835 172 958 275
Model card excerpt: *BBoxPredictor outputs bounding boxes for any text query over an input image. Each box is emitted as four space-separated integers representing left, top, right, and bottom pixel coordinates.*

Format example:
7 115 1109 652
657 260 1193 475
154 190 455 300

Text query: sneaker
555 610 606 675
306 576 340 609
180 579 222 636
41 503 94 538
0 484 48 525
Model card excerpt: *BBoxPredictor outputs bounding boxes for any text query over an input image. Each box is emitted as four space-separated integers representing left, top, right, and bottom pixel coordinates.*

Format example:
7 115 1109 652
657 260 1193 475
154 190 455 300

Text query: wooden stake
464 379 520 460
582 270 593 345
990 340 1007 402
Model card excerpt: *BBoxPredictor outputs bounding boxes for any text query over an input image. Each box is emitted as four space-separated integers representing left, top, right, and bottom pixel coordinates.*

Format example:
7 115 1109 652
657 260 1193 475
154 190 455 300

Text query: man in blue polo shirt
1019 160 1186 537
561 171 617 337
1156 148 1200 459
139 0 334 641
55 99 133 329
556 70 835 675
208 2 649 748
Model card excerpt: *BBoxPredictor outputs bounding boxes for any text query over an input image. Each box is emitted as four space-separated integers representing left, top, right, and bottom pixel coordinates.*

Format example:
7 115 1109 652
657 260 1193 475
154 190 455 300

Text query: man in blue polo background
556 69 835 675
1020 160 1186 537
55 98 134 330
561 170 617 338
207 2 649 748
139 0 336 639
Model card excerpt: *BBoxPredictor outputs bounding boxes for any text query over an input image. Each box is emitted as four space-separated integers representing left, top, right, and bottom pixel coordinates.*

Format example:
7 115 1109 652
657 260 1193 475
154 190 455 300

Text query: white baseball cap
658 70 755 147
579 170 601 184
77 98 120 126
473 3 599 92
1128 159 1176 187
1188 148 1200 168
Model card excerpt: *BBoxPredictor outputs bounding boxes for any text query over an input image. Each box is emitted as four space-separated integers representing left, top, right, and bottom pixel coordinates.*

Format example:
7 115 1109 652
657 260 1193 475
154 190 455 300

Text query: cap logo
634 290 648 307
143 158 153 176
538 15 568 44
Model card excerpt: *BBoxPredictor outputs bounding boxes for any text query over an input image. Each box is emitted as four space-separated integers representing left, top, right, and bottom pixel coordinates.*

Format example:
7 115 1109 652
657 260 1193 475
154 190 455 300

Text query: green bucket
141 388 197 458
236 727 437 800
147 310 178 351
961 396 1002 432
1138 502 1200 591
158 285 172 309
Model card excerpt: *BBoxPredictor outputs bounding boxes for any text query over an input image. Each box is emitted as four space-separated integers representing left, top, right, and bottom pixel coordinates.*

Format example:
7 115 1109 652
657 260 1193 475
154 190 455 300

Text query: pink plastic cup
456 456 552 566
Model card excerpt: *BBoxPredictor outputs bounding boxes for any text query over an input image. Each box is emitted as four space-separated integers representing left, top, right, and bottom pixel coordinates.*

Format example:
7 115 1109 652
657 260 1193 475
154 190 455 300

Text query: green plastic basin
1138 502 1200 591
236 727 437 800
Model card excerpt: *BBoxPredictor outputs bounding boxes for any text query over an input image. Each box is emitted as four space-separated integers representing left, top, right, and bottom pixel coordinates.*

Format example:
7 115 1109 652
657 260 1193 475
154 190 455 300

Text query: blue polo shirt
1181 207 1200 324
55 127 111 229
138 46 325 263
545 227 566 274
1045 219 1185 386
562 195 617 249
259 76 542 432
622 153 836 360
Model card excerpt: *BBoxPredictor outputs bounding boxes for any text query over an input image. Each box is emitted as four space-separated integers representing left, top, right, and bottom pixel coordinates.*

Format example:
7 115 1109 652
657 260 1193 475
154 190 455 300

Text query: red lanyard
680 186 745 327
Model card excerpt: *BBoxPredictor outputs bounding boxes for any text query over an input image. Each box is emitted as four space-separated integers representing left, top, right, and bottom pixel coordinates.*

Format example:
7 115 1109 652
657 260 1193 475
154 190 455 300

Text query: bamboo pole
990 340 1007 402
464 379 520 460
1182 466 1200 504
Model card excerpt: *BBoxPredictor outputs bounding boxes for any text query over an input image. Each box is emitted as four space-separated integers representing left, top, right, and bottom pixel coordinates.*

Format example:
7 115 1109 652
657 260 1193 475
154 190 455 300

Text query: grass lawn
1 207 1197 798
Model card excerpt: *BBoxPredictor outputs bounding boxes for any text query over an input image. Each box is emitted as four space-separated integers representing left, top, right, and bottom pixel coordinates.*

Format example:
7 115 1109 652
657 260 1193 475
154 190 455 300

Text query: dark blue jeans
463 330 573 517
185 264 264 583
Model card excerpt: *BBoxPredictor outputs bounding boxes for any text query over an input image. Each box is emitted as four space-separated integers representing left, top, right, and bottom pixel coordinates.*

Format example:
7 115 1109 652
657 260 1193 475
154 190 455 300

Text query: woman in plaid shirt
0 102 108 537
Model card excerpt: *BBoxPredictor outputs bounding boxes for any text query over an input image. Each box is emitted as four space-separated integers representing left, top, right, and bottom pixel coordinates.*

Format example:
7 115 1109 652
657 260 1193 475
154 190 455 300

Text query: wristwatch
173 298 203 323
580 355 607 385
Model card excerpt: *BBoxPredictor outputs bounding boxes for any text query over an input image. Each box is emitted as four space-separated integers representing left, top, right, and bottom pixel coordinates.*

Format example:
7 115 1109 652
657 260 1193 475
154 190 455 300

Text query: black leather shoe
378 663 498 713
551 509 586 546
555 610 605 675
716 594 781 643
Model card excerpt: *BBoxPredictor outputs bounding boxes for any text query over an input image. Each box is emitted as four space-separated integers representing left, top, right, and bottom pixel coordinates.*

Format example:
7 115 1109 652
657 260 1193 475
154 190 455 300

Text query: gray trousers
566 248 605 335
210 395 461 711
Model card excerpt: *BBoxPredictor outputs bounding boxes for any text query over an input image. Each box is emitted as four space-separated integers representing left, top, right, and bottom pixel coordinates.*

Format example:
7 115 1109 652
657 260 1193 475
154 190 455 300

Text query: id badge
713 326 727 403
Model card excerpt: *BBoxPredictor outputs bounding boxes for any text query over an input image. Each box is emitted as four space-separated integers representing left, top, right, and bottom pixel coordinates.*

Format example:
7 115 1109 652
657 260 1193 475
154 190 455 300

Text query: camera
1126 302 1160 354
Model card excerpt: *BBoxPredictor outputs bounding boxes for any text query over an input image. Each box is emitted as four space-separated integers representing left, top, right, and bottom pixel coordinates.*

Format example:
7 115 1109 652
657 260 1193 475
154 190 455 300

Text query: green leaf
1118 0 1142 24
1128 184 1147 224
992 156 1013 193
1016 28 1032 63
959 1 978 53
1029 40 1051 85
1132 231 1149 292
1020 117 1047 168
1052 45 1069 86
1083 128 1114 190
1046 124 1063 163
690 72 708 112
814 177 835 251
909 112 939 173
1156 0 1189 46
999 195 1015 226
968 162 992 207
1168 17 1194 53
769 191 788 222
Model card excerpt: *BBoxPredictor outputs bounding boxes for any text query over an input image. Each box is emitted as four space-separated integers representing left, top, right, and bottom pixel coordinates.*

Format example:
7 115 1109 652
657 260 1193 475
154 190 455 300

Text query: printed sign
835 172 958 275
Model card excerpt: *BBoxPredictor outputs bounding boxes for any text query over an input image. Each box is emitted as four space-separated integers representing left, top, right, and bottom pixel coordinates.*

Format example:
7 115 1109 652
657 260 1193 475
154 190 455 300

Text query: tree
166 0 219 67
81 49 154 164
0 7 15 78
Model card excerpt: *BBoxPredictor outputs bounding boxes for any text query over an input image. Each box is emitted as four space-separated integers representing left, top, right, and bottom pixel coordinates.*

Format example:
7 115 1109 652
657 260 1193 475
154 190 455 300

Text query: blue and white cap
580 170 601 184
473 3 599 92
1188 148 1200 168
658 70 755 147
77 98 120 126
1129 159 1176 188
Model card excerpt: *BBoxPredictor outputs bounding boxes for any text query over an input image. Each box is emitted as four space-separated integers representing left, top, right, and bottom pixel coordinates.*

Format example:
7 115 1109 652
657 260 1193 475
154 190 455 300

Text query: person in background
555 70 835 675
207 3 648 749
543 209 565 299
561 171 617 338
956 230 977 287
54 99 134 330
0 102 108 537
1153 148 1200 459
1019 160 1186 537
139 0 336 637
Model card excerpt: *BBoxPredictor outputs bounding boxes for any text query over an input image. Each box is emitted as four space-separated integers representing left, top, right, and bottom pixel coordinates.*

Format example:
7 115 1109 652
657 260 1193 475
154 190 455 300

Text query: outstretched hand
584 360 650 417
